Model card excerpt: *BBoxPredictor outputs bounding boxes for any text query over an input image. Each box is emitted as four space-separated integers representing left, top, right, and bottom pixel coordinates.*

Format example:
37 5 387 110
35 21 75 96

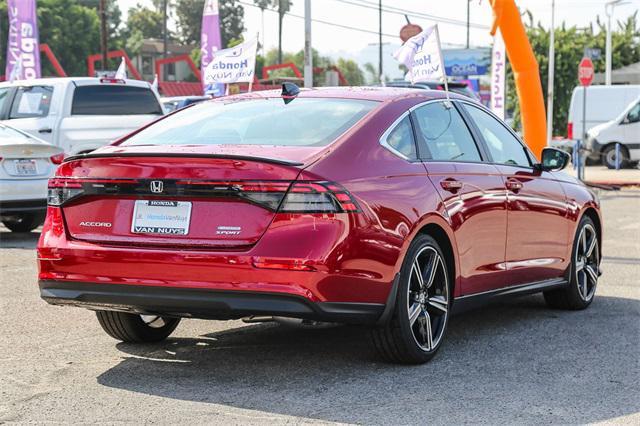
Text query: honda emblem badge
150 181 164 193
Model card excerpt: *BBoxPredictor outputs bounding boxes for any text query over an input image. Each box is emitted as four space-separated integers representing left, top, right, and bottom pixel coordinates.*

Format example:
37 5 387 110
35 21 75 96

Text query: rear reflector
252 257 317 271
567 122 573 140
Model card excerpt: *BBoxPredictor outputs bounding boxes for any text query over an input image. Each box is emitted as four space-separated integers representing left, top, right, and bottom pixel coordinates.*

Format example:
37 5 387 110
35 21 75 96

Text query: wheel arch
416 223 458 298
581 206 603 256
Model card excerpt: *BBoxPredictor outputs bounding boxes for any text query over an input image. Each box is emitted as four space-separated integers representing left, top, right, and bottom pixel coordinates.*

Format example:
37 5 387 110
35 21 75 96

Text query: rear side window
0 87 11 113
9 85 53 118
382 116 417 159
72 85 162 115
122 98 376 147
413 102 481 162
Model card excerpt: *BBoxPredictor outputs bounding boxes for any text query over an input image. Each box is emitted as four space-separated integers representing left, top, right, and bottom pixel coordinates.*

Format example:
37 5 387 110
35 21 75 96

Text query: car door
412 100 508 295
5 84 57 144
460 102 571 286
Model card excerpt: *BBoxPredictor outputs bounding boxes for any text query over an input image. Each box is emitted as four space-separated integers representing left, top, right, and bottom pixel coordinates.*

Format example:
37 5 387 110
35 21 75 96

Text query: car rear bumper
39 280 384 324
0 198 47 215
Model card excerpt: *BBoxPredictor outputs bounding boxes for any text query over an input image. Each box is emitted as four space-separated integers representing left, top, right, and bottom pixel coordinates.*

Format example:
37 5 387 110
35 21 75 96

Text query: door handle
38 128 52 133
506 178 523 192
440 178 463 192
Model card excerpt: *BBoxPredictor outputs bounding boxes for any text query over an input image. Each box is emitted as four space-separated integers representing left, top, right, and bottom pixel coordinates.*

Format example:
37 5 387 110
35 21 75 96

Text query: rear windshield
122 98 377 147
72 85 162 115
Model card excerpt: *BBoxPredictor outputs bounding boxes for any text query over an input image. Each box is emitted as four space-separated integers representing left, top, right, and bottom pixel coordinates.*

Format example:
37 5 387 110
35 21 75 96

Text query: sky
119 0 640 78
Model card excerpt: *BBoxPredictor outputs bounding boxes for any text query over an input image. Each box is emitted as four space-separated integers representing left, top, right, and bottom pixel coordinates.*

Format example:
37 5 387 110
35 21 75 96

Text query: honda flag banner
394 24 446 85
203 37 258 85
201 0 224 96
490 29 507 120
5 0 41 80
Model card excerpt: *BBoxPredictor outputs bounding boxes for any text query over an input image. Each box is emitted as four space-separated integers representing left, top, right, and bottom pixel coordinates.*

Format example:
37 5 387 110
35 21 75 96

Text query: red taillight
280 181 360 213
50 153 65 165
567 122 573 139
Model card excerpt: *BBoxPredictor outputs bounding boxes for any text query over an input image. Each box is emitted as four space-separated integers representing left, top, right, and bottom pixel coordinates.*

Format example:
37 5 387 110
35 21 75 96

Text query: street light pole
304 0 312 88
99 0 108 73
466 0 470 49
378 0 383 83
546 0 556 145
163 0 168 58
605 0 625 86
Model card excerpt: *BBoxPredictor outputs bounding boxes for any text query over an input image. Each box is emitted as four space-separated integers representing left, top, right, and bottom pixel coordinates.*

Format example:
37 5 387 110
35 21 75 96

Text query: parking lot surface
1 189 639 424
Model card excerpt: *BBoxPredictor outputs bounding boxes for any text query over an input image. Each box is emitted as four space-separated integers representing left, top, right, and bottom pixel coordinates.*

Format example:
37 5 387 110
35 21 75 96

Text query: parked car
38 87 602 364
161 95 210 113
0 77 164 155
566 84 640 152
0 123 63 232
386 79 481 101
585 96 640 168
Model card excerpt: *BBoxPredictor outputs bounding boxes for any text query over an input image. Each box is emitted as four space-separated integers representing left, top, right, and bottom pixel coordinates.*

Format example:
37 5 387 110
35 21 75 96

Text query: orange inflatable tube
489 0 546 159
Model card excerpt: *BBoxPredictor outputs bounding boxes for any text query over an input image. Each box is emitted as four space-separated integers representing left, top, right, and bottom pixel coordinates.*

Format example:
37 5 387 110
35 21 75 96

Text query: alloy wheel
406 246 449 351
140 315 168 329
575 223 599 302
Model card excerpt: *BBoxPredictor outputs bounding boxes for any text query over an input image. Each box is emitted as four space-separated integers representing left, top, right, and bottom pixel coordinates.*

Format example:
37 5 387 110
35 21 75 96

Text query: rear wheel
2 212 45 232
371 235 451 364
96 311 180 343
544 216 600 310
602 144 629 169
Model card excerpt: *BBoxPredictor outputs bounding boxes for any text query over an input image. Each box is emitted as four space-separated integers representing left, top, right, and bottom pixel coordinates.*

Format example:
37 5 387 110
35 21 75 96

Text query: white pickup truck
0 77 164 155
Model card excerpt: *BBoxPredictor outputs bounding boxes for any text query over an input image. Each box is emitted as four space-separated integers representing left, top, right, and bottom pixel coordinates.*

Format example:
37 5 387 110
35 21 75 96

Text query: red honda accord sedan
38 86 602 364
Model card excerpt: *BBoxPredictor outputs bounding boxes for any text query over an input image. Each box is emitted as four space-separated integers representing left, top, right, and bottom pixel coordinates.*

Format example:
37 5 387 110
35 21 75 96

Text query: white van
585 96 640 168
0 77 164 155
567 85 640 144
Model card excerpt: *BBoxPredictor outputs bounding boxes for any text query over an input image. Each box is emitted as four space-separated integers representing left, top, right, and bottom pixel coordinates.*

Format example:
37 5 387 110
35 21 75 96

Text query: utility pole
466 0 470 49
605 0 625 86
546 0 556 145
163 0 168 58
378 0 383 83
304 0 312 88
99 0 108 73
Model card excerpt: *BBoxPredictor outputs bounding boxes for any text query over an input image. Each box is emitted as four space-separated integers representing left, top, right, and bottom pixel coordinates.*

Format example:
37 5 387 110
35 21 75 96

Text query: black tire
544 216 600 310
96 311 180 343
371 234 451 364
1 212 45 232
602 144 629 169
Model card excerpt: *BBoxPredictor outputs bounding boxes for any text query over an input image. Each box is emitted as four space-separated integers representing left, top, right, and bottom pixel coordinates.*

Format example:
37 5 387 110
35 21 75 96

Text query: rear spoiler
62 152 304 167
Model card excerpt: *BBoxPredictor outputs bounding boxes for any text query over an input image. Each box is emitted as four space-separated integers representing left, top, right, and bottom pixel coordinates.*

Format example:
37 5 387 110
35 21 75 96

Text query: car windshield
122 97 378 147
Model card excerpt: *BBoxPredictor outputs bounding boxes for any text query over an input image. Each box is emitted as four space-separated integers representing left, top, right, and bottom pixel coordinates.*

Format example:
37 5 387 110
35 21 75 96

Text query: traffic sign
578 57 594 86
400 24 423 42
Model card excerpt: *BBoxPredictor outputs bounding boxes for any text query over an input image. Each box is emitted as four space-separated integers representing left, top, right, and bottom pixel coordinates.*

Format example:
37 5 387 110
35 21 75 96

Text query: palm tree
254 0 291 63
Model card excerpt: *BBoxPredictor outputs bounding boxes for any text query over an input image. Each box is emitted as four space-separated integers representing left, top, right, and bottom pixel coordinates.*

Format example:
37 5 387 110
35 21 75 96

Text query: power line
238 0 468 47
332 0 490 30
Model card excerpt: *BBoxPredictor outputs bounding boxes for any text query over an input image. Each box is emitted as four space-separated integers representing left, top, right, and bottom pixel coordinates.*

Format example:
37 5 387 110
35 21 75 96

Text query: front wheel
544 216 600 310
371 235 451 364
96 311 180 343
2 212 45 232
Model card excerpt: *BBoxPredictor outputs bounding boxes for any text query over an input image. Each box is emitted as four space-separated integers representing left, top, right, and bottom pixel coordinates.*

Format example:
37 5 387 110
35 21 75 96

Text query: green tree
125 5 166 40
336 58 364 86
507 11 640 136
175 0 245 48
0 0 101 77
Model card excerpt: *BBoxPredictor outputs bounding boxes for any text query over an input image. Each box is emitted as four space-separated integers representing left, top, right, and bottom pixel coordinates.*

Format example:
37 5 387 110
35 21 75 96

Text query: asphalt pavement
1 189 639 424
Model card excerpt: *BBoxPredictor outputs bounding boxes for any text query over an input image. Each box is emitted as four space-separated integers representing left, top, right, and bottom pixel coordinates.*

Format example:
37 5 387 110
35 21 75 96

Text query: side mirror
535 147 570 172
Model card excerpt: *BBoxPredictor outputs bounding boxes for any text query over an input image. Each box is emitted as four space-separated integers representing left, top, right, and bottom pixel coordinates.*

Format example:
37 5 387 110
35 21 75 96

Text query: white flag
204 37 258 85
115 58 127 79
151 73 159 93
394 24 446 85
490 29 507 120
